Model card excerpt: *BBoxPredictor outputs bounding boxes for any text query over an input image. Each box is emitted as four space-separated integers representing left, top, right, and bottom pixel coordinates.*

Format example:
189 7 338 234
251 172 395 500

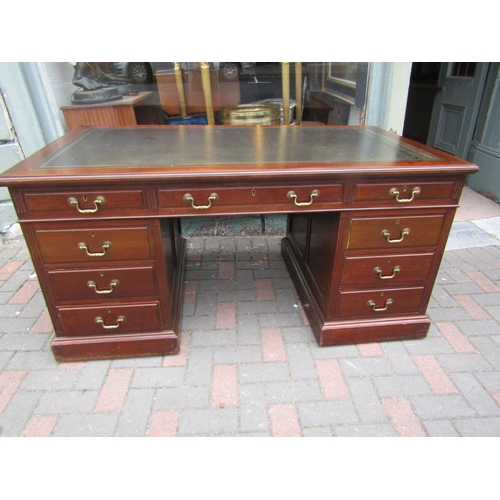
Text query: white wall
365 62 412 135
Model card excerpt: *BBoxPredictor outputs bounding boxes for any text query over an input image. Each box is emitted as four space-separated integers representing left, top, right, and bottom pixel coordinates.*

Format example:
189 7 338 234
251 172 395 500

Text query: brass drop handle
381 228 410 244
373 265 401 280
87 279 120 294
183 193 219 210
287 189 319 207
95 315 126 329
78 241 112 257
367 298 393 312
68 196 106 213
389 187 420 203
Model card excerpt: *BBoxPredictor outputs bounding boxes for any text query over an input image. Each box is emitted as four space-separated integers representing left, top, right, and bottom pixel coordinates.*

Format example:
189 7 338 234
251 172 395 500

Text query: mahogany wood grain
46 266 158 302
0 126 479 359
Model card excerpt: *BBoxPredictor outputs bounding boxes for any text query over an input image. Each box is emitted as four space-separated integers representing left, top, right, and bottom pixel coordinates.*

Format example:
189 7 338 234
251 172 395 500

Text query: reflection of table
0 126 478 362
61 92 153 129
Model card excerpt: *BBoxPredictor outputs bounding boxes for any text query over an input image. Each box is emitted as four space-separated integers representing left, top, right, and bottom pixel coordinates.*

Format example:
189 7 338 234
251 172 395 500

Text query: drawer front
347 214 445 251
158 183 342 213
337 287 424 319
35 226 153 264
47 266 157 302
354 181 456 206
23 189 147 217
57 303 162 336
341 253 434 287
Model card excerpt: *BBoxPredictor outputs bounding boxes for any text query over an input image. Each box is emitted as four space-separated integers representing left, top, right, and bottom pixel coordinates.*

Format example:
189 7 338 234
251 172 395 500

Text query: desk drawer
35 225 153 264
347 214 445 251
22 188 147 217
341 253 434 287
57 302 162 337
47 266 157 302
158 183 342 213
353 181 456 207
337 287 424 319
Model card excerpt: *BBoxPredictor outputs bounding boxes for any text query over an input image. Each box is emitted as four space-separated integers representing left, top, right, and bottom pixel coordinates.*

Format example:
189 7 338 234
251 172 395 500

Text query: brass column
173 62 187 118
201 62 215 125
281 62 290 125
295 62 302 125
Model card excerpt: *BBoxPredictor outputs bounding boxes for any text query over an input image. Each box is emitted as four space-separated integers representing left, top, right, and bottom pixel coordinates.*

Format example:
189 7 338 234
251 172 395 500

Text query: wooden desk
0 126 478 361
61 92 153 130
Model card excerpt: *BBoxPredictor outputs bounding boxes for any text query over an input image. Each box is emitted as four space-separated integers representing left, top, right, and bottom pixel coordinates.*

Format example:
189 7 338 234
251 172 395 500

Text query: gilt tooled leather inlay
34 127 440 170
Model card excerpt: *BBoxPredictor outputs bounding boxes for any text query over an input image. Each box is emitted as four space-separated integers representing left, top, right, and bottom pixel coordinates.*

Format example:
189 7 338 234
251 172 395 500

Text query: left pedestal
20 217 185 362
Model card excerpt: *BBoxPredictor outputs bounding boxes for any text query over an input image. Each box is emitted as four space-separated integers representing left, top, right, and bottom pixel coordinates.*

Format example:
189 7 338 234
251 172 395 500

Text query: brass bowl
220 103 281 126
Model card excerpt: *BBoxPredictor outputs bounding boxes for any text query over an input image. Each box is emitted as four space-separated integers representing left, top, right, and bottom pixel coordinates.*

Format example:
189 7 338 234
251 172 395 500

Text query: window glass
64 62 369 130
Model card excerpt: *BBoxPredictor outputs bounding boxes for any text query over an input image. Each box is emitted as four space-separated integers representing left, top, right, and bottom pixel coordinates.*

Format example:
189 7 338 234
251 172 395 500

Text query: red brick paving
261 328 287 362
382 397 427 437
358 343 384 356
183 280 198 304
218 261 235 280
94 368 133 413
251 253 268 261
0 370 27 413
216 302 236 329
21 415 59 437
211 364 238 408
412 355 459 395
147 411 179 437
435 322 477 353
58 362 85 370
255 278 275 301
163 332 190 367
315 359 350 400
466 271 500 293
452 295 491 320
8 281 39 304
492 393 500 406
0 261 24 280
30 310 54 334
269 404 301 437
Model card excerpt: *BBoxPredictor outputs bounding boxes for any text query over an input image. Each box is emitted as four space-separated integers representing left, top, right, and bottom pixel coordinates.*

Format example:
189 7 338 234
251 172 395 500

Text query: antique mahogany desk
0 126 478 361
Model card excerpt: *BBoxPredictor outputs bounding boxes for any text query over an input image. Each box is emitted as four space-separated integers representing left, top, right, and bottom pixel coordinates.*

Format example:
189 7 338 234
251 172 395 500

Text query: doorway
403 62 490 161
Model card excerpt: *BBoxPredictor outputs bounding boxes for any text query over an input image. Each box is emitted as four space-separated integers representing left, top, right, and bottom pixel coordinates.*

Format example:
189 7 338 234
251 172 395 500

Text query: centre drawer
46 266 158 302
347 214 445 251
34 225 154 264
57 302 162 337
158 183 342 214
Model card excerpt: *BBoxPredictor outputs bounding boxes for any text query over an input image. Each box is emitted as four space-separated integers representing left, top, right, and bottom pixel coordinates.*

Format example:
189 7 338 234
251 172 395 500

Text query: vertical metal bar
173 62 187 117
282 62 290 125
201 62 215 125
295 62 302 125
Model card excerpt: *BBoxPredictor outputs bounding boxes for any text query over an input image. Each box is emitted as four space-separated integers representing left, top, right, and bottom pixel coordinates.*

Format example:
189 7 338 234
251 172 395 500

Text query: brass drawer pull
87 279 120 294
78 241 112 257
183 192 218 210
68 196 106 213
374 265 401 279
389 187 420 203
287 189 319 207
95 315 126 329
381 228 410 243
367 298 393 312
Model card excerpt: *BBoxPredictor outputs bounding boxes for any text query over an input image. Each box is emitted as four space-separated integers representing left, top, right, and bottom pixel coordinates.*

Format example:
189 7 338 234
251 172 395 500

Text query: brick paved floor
1 235 500 437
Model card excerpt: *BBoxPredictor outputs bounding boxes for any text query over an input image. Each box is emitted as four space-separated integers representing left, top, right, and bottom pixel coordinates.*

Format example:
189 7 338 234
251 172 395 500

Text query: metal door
427 62 489 159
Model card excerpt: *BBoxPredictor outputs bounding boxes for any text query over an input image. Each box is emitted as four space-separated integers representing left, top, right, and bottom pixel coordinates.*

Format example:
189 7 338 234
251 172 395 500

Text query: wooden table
0 126 478 361
61 92 153 130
